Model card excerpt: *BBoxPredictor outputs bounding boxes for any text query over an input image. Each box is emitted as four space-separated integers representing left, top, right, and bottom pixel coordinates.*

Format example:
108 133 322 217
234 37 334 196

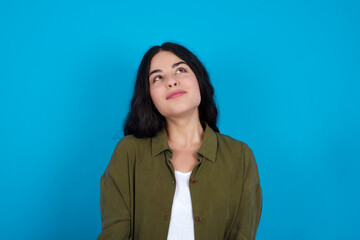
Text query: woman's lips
166 90 187 99
167 92 186 99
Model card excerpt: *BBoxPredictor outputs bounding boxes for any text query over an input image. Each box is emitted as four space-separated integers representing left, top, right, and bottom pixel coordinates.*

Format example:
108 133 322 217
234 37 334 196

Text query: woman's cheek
150 88 164 112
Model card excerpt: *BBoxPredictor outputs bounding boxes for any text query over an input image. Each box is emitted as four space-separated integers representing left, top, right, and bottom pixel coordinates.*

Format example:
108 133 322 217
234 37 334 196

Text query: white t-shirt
167 170 195 240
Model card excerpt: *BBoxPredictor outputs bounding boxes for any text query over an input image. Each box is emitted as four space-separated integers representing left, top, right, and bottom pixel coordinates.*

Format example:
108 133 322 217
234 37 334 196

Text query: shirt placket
190 153 205 239
164 149 175 180
162 149 176 233
163 149 205 239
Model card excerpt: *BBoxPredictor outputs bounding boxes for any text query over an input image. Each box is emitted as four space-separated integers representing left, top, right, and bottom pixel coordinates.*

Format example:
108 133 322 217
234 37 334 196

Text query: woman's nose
167 76 178 88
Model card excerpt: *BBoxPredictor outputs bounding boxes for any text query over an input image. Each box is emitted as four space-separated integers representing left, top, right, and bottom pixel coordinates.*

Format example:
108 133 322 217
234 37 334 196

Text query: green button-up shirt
98 122 262 240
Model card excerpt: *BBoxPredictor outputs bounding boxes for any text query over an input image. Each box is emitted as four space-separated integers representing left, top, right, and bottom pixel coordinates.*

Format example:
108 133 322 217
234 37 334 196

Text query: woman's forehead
150 51 184 71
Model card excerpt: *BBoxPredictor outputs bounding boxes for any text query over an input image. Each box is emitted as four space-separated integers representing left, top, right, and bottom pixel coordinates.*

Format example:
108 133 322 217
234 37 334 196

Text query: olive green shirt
98 122 262 240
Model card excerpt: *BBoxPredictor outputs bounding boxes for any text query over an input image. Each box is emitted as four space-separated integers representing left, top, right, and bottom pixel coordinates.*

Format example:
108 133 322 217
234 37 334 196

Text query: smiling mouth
167 92 186 99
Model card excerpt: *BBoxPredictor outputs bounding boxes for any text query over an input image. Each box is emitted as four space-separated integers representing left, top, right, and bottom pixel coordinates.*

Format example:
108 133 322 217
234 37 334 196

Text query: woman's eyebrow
149 69 161 77
172 61 187 68
149 61 188 77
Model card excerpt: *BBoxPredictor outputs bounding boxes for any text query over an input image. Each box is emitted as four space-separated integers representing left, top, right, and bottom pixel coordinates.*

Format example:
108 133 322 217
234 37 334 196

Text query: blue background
1 0 359 239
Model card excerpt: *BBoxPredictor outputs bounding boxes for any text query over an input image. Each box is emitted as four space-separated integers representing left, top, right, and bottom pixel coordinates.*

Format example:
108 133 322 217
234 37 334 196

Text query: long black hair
123 42 219 138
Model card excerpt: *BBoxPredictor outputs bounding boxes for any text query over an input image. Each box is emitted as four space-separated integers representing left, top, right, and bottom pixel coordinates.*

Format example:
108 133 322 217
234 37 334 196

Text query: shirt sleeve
97 139 133 240
228 143 263 240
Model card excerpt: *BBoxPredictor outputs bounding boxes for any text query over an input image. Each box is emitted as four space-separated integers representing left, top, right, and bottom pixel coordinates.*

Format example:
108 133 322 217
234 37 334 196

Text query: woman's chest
133 156 237 238
134 154 236 210
170 149 199 172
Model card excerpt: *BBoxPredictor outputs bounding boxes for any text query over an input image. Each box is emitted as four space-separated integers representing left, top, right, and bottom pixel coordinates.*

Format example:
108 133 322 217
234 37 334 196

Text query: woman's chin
162 106 199 120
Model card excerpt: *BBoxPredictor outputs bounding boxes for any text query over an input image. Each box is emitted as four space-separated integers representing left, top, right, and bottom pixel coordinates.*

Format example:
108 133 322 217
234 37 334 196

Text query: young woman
98 42 262 240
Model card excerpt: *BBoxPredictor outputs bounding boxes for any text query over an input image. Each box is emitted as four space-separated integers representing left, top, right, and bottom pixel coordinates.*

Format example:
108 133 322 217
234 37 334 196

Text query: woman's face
149 51 201 119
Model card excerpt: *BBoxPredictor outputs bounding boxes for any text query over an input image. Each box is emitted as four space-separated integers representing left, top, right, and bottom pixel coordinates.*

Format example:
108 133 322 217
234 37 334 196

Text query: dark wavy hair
123 42 219 138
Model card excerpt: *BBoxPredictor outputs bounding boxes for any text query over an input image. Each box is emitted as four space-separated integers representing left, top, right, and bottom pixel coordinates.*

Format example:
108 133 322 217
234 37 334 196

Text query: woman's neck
165 118 204 149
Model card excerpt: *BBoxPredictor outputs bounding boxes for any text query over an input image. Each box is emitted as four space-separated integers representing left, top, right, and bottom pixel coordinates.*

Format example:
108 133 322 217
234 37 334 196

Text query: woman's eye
176 67 186 74
153 75 162 82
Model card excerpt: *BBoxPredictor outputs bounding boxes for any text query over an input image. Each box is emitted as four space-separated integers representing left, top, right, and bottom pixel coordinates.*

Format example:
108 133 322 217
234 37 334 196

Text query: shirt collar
151 122 217 163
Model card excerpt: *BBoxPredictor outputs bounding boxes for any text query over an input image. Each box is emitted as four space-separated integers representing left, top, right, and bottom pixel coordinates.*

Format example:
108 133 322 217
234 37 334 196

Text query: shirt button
171 180 175 184
195 216 202 222
191 178 197 184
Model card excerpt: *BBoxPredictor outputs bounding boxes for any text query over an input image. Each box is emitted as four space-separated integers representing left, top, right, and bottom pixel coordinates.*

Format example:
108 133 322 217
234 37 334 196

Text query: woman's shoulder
213 131 258 177
215 131 249 147
106 134 151 171
113 134 150 153
215 131 255 157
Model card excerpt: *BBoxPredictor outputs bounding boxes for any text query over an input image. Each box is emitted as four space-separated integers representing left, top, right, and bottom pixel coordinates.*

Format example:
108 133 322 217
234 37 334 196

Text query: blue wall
1 0 359 239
